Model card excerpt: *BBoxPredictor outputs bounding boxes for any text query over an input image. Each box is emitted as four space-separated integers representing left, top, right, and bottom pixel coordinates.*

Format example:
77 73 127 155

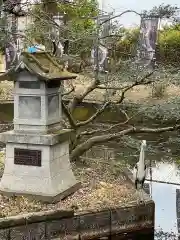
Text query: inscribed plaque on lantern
14 148 41 166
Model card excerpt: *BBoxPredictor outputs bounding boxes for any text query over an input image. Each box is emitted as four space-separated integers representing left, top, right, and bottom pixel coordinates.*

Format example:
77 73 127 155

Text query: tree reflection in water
154 229 180 240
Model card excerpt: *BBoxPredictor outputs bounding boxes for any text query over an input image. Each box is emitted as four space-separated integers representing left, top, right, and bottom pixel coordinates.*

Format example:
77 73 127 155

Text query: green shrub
114 28 140 59
158 26 180 64
112 23 180 65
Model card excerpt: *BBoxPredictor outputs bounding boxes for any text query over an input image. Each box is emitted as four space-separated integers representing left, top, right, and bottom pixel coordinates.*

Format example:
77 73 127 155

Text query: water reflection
146 162 180 239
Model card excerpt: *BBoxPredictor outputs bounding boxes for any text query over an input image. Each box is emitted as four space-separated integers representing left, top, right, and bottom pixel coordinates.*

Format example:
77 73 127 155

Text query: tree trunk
70 128 134 161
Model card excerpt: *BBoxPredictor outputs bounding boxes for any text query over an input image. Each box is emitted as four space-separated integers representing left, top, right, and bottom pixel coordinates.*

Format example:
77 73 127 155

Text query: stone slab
0 182 81 203
0 129 74 145
0 209 74 229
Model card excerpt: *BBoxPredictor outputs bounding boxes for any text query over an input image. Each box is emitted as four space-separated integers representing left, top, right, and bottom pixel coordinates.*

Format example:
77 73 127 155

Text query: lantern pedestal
0 130 80 203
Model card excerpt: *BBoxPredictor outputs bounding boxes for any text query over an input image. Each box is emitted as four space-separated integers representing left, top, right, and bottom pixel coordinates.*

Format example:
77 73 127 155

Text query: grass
0 153 137 217
151 82 167 99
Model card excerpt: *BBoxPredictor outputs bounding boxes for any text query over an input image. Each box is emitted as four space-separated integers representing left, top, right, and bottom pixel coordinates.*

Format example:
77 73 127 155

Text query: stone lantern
0 52 80 202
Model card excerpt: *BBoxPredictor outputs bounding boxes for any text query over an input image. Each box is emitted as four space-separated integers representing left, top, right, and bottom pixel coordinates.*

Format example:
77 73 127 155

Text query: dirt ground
70 76 180 103
1 75 179 103
0 153 138 217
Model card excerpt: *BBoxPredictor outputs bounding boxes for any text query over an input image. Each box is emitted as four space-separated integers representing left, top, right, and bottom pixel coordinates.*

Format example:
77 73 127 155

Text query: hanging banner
136 17 159 68
91 15 111 72
91 44 108 72
100 15 111 71
5 41 15 70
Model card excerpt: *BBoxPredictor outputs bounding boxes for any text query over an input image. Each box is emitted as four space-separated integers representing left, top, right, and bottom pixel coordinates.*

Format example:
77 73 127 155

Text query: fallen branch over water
70 124 180 161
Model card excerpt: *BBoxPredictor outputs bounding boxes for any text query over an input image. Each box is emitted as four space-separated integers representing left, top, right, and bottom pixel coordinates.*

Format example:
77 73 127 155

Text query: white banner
137 17 159 68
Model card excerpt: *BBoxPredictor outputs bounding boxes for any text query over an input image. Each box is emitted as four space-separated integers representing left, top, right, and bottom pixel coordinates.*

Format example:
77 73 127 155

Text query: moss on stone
20 52 78 81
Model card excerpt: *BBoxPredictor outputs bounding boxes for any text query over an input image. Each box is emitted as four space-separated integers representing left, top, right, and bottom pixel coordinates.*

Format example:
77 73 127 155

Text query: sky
98 0 180 27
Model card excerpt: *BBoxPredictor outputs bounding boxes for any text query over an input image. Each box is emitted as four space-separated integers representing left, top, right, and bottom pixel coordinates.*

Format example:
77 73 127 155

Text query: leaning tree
1 0 180 162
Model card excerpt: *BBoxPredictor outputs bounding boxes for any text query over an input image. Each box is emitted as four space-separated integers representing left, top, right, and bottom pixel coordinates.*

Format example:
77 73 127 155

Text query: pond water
134 133 180 240
86 130 180 240
147 162 180 240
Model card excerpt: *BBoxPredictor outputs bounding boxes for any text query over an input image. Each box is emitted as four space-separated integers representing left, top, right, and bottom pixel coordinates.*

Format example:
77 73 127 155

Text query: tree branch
116 71 154 104
70 127 135 160
68 79 99 112
70 123 180 161
76 101 110 127
77 108 139 138
67 70 152 118
96 85 126 90
62 86 75 96
61 101 77 129
77 116 132 138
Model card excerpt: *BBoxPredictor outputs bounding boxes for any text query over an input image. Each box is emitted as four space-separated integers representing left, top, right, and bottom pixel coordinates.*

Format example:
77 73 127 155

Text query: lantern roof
3 52 77 82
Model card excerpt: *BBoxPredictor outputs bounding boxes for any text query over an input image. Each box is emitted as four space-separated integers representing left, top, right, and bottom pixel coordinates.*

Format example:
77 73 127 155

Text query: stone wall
0 201 154 240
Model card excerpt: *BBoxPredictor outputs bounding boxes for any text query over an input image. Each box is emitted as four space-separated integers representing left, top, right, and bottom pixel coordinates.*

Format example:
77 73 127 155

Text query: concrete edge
0 129 74 145
0 209 74 229
0 182 81 204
